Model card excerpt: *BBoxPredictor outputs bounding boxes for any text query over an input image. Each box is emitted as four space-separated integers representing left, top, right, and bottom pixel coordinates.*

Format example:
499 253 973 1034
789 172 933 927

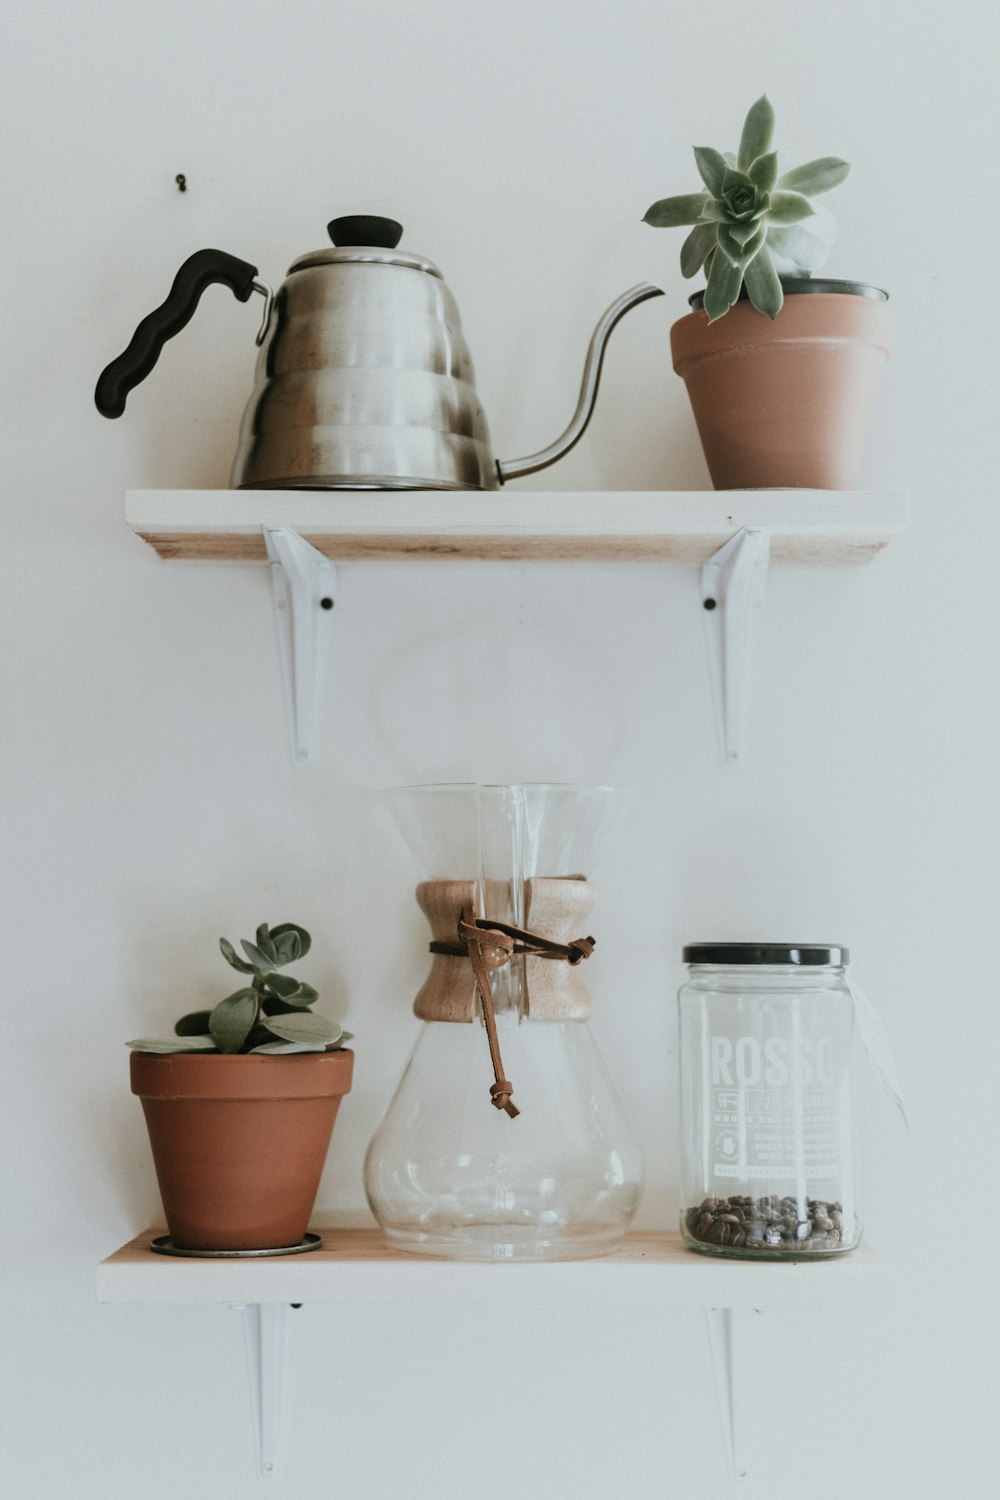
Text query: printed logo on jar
710 1035 836 1089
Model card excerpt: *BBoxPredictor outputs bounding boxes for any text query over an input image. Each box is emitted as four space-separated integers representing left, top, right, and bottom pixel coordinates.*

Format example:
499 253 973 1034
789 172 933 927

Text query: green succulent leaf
249 1040 329 1054
261 1011 344 1047
220 937 256 975
254 925 279 964
765 221 830 273
717 223 765 270
127 1036 217 1053
727 218 764 247
266 974 319 1008
693 146 728 196
643 192 711 228
269 933 300 967
777 156 850 196
748 150 779 194
698 199 731 224
174 1010 213 1036
704 251 744 322
209 989 259 1053
679 223 717 279
269 923 311 963
743 244 784 318
713 227 739 268
266 971 303 999
766 191 815 225
240 939 277 973
737 95 775 173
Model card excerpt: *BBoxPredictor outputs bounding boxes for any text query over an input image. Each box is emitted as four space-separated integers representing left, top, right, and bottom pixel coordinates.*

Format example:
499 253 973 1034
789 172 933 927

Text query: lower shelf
98 1226 891 1481
97 1226 888 1310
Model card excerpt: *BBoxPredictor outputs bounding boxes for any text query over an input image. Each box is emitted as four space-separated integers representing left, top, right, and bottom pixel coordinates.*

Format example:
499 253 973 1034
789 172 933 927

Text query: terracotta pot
131 1049 354 1250
670 282 892 489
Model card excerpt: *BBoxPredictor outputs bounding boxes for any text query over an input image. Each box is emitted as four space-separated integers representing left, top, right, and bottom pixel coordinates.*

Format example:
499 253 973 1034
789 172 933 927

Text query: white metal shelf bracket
231 1302 294 1480
706 1306 762 1487
701 527 770 767
264 526 337 765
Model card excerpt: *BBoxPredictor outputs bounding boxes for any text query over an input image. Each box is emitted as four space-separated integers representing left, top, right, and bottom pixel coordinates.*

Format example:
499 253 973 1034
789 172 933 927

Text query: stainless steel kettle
95 215 662 490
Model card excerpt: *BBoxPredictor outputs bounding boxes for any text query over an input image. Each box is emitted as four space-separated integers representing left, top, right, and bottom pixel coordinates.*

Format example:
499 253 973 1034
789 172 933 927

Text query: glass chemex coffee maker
364 783 644 1260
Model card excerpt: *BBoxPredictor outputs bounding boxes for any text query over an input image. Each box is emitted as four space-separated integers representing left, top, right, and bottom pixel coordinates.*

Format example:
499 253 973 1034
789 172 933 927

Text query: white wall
3 0 999 1495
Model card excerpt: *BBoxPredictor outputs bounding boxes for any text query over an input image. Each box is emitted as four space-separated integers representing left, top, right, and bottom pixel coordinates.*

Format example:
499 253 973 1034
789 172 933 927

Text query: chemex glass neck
382 783 619 894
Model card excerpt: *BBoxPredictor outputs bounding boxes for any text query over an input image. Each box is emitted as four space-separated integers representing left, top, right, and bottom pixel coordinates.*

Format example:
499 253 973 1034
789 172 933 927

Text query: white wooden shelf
126 488 908 564
98 1225 888 1309
98 1226 890 1481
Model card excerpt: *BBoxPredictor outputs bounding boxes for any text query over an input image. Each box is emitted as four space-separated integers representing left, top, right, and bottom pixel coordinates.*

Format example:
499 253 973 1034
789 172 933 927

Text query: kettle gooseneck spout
496 282 664 485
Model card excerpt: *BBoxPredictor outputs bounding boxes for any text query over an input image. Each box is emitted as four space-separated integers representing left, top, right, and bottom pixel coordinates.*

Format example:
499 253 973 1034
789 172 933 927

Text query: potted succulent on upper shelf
644 94 892 490
128 921 353 1254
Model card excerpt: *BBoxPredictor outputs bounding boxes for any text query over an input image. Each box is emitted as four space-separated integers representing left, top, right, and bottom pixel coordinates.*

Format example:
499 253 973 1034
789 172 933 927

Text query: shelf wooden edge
126 490 910 564
97 1227 891 1309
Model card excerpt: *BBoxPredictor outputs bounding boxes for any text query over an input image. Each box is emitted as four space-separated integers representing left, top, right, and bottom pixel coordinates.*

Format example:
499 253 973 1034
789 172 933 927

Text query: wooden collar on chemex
429 912 597 1119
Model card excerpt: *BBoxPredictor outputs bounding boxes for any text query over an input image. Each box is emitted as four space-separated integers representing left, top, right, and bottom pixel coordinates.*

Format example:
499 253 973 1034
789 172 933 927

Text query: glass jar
678 944 861 1259
364 783 644 1261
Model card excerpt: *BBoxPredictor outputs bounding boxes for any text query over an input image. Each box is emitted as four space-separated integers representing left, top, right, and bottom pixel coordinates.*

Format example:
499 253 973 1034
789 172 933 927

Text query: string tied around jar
435 912 597 1118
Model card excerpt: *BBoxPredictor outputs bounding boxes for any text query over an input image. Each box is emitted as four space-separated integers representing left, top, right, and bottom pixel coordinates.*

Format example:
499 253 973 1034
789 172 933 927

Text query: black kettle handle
95 249 260 418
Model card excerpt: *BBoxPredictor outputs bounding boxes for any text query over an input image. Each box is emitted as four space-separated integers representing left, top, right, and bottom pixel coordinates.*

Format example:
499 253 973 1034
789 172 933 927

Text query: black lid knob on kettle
327 215 403 249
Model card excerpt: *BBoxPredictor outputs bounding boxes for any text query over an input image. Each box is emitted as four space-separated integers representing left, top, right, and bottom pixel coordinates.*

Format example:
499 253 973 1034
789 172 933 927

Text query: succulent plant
127 922 350 1055
643 95 850 322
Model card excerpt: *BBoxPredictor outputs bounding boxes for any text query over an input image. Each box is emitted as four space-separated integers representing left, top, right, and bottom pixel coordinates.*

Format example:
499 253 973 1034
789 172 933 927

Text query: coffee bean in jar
684 1194 853 1257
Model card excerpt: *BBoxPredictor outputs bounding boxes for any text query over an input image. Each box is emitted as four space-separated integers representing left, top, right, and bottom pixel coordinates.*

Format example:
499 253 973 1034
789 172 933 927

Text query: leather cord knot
489 1079 518 1116
565 936 596 965
454 910 597 1119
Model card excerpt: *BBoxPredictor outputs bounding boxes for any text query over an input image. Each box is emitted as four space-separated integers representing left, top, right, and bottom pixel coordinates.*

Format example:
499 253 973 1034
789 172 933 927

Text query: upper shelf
126 490 910 565
97 1227 890 1310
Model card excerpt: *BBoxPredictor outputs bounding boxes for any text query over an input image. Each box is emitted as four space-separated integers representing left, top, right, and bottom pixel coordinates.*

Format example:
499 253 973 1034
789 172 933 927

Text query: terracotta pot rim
687 277 888 312
130 1047 354 1061
131 1047 354 1100
671 293 893 372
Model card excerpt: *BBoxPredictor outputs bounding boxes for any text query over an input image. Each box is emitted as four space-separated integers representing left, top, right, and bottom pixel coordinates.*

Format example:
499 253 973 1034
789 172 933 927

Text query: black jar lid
683 943 848 966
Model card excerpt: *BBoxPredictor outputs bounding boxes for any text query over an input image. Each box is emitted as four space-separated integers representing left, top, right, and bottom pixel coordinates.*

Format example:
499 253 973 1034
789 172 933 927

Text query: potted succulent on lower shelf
643 94 892 490
128 922 353 1254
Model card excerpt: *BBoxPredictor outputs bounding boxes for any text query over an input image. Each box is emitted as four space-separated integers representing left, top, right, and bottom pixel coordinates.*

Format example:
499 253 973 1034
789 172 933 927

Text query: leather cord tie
442 912 597 1119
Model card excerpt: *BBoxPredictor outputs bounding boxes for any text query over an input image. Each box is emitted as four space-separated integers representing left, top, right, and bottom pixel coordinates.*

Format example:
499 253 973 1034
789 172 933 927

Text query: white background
2 1 998 1495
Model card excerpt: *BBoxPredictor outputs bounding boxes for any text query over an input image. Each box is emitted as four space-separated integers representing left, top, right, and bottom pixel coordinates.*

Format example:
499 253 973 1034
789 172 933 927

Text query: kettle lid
289 215 443 278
